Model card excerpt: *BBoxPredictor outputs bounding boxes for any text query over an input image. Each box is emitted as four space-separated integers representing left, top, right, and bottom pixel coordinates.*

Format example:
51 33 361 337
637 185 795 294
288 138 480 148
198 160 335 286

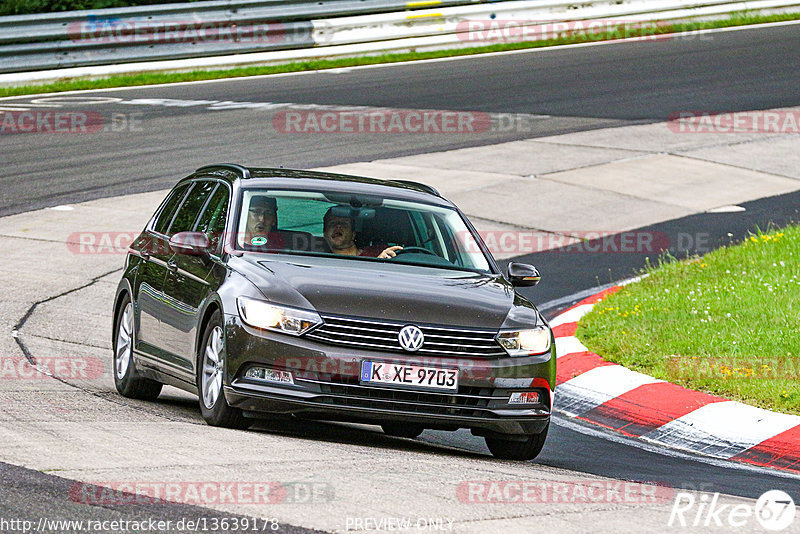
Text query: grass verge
2 11 800 98
577 226 800 415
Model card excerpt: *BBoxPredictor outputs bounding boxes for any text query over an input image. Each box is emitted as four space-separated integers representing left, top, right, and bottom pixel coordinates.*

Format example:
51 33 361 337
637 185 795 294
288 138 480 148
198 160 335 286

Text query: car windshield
235 189 492 273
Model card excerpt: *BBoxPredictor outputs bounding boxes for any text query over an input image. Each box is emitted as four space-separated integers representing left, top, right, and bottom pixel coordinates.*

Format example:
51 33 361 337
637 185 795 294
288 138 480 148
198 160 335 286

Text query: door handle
167 260 177 272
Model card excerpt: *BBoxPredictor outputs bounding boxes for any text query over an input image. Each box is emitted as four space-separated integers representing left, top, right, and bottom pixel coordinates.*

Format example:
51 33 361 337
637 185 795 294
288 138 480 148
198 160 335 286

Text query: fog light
508 391 540 405
245 367 294 385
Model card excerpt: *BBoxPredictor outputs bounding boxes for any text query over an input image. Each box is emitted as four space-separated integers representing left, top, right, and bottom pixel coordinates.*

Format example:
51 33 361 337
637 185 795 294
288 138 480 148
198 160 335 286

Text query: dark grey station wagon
113 164 555 460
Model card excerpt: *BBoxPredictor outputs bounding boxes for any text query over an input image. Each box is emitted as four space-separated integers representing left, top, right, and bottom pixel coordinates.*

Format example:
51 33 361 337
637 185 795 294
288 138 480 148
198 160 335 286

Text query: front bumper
223 315 555 436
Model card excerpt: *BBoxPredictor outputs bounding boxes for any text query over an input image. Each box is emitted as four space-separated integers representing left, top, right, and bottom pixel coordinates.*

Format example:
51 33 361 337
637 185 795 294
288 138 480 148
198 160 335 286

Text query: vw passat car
113 164 555 460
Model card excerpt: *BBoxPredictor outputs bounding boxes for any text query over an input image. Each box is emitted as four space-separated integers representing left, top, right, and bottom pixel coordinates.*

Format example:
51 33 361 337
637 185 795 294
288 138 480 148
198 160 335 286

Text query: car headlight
496 326 551 357
236 297 322 336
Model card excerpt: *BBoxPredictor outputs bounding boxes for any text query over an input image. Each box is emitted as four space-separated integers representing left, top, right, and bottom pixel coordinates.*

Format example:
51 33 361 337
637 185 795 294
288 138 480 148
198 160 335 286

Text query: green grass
2 11 799 98
577 226 800 415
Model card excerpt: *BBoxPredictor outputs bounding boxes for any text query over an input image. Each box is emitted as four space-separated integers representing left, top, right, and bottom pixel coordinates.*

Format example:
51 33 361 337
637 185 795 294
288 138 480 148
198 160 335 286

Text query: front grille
297 376 500 418
305 314 506 358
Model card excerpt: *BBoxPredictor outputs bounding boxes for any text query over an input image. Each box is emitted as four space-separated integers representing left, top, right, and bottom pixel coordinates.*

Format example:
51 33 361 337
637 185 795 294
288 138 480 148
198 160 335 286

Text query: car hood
231 254 541 329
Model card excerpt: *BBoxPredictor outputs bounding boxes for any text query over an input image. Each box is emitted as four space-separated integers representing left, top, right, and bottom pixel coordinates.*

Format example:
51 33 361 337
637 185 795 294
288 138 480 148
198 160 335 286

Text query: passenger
323 207 402 259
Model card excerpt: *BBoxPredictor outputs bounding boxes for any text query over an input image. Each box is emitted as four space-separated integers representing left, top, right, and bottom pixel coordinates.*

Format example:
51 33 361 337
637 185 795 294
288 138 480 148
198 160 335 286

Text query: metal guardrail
311 0 800 47
0 0 798 74
0 0 486 72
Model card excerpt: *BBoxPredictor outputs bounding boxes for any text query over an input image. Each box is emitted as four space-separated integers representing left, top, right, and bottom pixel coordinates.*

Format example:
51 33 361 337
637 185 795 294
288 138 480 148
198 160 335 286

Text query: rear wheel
113 295 162 400
485 423 549 461
381 423 424 439
197 310 250 429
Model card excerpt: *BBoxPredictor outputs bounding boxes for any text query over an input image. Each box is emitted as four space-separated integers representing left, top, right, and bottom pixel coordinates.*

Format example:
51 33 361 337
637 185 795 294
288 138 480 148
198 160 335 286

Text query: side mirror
507 262 541 287
169 231 210 256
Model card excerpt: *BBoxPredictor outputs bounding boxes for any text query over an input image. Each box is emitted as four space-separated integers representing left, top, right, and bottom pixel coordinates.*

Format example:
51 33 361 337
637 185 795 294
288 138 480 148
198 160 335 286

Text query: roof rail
195 163 251 179
391 180 440 197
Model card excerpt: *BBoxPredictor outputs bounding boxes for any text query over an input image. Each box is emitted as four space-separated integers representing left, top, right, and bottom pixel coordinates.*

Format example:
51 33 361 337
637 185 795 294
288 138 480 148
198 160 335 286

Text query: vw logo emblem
398 325 424 352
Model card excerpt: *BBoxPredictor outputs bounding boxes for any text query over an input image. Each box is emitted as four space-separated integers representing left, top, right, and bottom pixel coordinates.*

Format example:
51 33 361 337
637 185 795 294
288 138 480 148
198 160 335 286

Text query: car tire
113 295 163 400
484 423 549 461
381 423 424 439
197 310 250 429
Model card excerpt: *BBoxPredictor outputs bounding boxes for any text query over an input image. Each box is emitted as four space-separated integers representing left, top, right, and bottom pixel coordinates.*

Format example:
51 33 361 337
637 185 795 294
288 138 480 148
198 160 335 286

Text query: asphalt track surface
2 23 800 217
2 22 800 531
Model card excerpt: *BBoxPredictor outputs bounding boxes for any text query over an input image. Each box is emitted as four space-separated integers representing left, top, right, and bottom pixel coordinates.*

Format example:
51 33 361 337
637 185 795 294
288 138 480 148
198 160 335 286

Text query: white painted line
556 365 662 417
549 303 594 328
644 401 800 459
0 103 69 110
48 206 75 211
30 96 122 105
2 19 800 100
1 103 65 108
555 336 589 358
707 205 746 213
619 275 644 286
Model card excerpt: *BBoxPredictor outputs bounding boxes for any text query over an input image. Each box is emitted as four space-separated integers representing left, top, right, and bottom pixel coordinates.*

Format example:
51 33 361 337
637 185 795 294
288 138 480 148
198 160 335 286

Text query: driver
323 208 402 259
244 196 280 247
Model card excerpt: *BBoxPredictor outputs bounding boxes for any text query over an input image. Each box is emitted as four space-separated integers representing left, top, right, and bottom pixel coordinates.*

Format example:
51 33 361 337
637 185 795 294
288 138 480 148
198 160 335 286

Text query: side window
167 180 217 236
428 213 455 261
409 211 430 247
409 211 443 256
153 183 191 235
194 184 229 253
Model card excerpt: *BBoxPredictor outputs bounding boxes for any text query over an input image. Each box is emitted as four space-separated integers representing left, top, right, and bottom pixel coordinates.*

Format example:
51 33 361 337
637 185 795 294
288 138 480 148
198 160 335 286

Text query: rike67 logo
669 490 796 531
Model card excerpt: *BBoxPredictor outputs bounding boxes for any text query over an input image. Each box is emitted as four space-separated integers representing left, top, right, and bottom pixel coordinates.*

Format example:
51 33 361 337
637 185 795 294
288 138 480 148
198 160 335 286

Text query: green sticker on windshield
250 236 267 246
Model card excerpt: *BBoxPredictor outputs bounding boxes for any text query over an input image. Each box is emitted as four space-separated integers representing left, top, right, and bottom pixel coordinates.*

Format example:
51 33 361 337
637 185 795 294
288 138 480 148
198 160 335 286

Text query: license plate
360 361 458 391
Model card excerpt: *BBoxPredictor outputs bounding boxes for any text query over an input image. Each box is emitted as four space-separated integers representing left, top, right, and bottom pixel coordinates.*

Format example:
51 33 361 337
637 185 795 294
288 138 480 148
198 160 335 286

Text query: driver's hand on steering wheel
378 245 403 259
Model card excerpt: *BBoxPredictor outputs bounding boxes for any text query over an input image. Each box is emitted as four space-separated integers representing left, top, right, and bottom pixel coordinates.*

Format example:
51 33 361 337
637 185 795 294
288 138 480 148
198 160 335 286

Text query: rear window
168 180 217 236
152 183 190 235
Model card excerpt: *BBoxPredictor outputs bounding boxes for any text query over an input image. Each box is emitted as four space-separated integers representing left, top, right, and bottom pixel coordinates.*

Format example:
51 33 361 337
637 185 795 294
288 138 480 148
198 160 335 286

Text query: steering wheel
393 246 437 256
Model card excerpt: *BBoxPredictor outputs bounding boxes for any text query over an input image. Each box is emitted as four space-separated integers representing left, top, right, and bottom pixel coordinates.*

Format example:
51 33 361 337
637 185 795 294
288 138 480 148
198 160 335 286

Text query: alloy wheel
115 303 133 380
201 326 224 409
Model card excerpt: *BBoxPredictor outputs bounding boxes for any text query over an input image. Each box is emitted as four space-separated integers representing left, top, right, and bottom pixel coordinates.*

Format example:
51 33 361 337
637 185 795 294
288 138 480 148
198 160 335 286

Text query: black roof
192 164 447 205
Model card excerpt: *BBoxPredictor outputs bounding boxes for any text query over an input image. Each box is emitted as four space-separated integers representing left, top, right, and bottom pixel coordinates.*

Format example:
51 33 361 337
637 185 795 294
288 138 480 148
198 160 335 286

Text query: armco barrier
0 0 799 75
311 0 800 48
0 0 486 73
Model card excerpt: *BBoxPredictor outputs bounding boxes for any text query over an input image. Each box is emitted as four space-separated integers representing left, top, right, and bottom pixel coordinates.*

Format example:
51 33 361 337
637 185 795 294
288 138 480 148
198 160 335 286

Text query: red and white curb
551 286 800 474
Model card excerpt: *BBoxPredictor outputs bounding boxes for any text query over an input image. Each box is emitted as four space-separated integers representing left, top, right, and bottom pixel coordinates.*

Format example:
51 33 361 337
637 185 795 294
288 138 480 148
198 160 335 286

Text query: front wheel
485 423 549 461
113 295 162 400
197 310 250 429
